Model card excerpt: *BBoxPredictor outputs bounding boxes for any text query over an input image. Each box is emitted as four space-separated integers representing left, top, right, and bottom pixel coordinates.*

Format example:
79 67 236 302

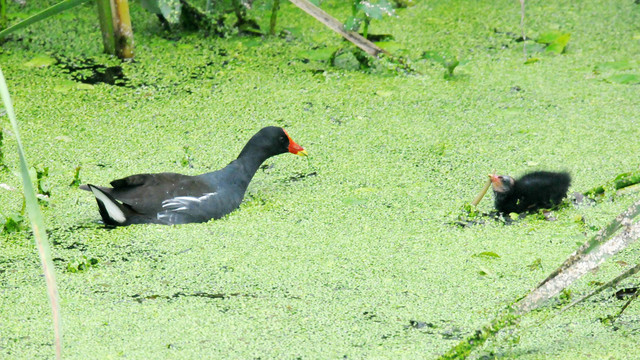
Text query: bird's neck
213 150 270 191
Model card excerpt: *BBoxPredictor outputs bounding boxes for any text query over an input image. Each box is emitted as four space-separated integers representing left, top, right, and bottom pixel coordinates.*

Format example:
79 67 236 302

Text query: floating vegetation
584 170 640 199
69 166 82 188
421 51 465 79
66 256 99 273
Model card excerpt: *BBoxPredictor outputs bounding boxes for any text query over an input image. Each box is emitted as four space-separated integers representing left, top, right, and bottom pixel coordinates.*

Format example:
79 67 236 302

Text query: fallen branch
288 0 388 57
559 263 640 314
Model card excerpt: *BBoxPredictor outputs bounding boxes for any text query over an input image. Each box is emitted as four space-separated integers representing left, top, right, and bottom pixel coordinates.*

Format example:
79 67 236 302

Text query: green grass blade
0 0 90 40
0 67 62 359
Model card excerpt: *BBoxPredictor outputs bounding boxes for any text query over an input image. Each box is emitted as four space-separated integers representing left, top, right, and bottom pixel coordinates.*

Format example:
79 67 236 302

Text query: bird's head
240 126 307 159
489 174 515 194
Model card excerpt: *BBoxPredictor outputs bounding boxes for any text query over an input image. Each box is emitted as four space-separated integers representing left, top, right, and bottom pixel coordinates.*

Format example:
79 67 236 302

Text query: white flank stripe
162 192 217 211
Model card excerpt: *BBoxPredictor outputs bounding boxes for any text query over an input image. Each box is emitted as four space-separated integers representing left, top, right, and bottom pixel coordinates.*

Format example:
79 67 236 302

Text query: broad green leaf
358 0 395 20
536 31 565 44
474 251 501 259
159 0 182 24
359 2 383 20
374 41 405 53
594 60 633 73
297 47 335 61
545 33 570 54
524 42 546 53
24 55 56 68
140 0 162 13
606 73 640 85
524 57 540 64
344 16 360 32
421 50 445 64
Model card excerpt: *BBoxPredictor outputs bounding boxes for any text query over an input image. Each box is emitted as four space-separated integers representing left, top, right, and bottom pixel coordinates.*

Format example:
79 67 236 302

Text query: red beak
284 129 307 156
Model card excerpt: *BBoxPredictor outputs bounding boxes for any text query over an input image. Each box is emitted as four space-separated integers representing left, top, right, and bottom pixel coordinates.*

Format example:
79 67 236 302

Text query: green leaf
297 47 335 62
524 42 546 54
524 57 540 64
358 0 395 20
359 2 383 20
344 16 360 32
605 73 640 85
537 31 566 44
474 251 501 259
140 0 162 14
159 0 182 24
478 266 494 276
24 56 56 68
545 33 571 54
594 60 633 73
421 51 445 65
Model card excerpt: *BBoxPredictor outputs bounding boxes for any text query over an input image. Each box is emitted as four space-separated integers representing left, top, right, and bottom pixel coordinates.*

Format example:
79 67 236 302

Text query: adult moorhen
490 171 571 214
80 126 307 226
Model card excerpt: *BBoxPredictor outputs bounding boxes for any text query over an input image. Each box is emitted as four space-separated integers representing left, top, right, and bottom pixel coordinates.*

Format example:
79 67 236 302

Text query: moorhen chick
490 171 571 214
80 126 307 226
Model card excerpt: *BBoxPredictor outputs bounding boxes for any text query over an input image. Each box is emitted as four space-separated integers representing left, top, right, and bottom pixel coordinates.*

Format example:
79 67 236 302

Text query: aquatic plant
0 68 61 359
421 51 464 79
345 0 395 40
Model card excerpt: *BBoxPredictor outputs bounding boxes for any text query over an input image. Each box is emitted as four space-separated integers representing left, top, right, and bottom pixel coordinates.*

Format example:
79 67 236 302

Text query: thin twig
519 0 526 59
471 178 492 207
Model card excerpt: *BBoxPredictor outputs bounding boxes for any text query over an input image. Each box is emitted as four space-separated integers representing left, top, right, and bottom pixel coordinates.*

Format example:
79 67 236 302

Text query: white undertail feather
90 186 126 223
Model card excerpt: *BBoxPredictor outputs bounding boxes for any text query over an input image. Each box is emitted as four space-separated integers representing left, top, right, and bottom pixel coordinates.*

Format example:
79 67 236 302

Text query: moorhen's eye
279 136 285 142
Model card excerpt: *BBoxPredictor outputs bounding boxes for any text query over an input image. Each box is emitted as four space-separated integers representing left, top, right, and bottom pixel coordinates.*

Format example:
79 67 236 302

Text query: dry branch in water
517 198 640 313
288 0 388 57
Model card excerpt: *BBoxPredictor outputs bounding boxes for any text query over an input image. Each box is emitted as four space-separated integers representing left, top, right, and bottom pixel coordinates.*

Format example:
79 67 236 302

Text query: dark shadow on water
56 56 130 87
286 172 318 182
131 291 255 303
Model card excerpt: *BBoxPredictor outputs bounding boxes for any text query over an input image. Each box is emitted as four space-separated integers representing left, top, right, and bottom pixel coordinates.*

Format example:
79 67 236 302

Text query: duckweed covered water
1 0 640 358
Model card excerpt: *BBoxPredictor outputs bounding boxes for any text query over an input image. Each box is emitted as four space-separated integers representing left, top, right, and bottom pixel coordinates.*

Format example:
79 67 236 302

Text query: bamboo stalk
113 0 134 59
288 0 387 57
96 0 134 59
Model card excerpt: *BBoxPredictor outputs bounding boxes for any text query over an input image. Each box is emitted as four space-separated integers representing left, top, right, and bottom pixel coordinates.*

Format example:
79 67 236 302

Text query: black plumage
80 126 307 226
490 171 571 214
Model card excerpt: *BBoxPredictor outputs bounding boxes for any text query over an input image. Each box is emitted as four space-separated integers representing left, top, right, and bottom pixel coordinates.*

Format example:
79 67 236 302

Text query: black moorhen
490 171 571 214
80 126 307 226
